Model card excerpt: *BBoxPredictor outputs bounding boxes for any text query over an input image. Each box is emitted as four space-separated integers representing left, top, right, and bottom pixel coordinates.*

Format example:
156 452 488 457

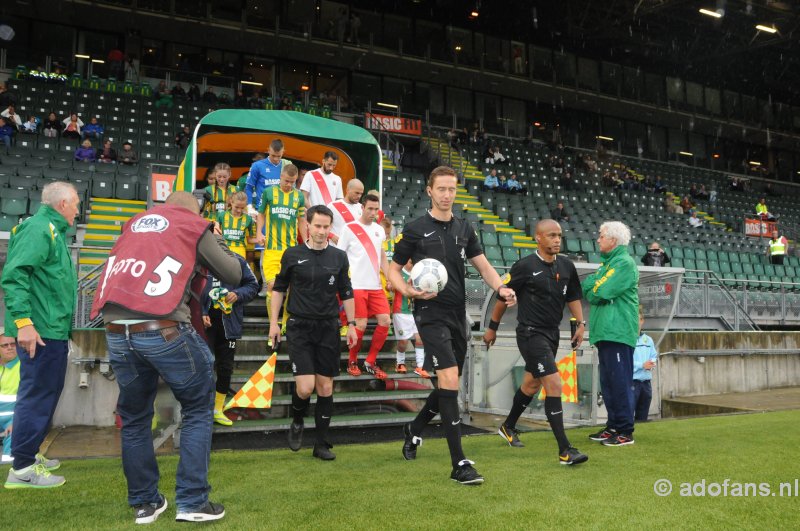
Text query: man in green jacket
2 181 79 488
581 221 639 447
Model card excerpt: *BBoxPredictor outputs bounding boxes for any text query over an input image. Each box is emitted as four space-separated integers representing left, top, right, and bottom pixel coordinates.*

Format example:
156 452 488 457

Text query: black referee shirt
393 211 483 308
503 252 582 329
272 243 353 320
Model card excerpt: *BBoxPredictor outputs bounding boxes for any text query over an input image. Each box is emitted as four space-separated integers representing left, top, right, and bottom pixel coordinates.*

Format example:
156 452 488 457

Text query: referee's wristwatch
347 321 357 327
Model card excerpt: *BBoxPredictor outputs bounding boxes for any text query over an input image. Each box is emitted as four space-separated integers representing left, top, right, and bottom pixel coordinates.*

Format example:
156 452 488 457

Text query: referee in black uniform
389 166 517 485
270 205 358 461
483 219 588 465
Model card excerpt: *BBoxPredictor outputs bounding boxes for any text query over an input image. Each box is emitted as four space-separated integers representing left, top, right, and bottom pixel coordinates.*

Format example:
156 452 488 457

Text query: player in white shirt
336 193 392 380
300 151 343 208
327 178 364 244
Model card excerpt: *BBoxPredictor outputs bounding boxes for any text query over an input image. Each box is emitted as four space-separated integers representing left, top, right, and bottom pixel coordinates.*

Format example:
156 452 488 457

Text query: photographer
641 242 671 267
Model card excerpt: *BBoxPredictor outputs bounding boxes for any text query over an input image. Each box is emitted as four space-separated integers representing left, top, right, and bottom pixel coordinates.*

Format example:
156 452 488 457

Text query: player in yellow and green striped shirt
256 164 306 326
203 163 237 221
215 191 256 259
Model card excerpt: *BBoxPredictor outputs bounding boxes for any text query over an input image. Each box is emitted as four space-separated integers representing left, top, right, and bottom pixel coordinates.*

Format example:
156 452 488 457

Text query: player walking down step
336 194 392 379
483 219 588 465
389 166 517 486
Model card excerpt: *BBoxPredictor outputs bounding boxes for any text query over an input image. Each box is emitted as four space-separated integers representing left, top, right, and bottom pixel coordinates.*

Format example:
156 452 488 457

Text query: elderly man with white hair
581 221 640 447
2 181 79 488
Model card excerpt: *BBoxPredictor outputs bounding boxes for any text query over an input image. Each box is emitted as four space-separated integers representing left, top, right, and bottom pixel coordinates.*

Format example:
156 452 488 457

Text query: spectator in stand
0 117 13 148
171 83 187 101
62 113 83 139
766 230 788 265
42 112 62 138
497 174 509 193
482 168 499 191
74 140 96 163
202 87 218 105
560 169 574 191
20 115 38 135
175 125 192 150
641 242 671 267
696 185 709 200
81 117 104 142
188 84 201 102
729 177 741 192
709 186 718 203
755 198 776 221
107 48 125 79
488 146 508 165
0 83 11 109
1 104 22 129
506 174 527 195
688 212 704 228
679 195 693 213
97 139 117 164
154 81 173 109
688 184 699 199
653 176 666 194
550 202 570 222
664 193 683 215
119 141 138 165
348 12 361 44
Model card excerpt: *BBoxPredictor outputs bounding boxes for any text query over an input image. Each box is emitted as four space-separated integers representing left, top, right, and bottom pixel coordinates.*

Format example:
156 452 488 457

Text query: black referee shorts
286 317 340 377
414 304 468 375
516 326 559 378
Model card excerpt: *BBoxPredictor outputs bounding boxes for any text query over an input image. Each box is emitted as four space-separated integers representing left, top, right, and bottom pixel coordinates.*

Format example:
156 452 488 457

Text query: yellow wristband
14 318 34 328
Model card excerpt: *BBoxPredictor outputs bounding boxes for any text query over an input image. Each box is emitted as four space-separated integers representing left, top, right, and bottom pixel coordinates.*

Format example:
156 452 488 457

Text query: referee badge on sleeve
500 273 511 284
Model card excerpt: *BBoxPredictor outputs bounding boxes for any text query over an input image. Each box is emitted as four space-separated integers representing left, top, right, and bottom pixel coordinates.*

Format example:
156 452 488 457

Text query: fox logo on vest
131 214 170 233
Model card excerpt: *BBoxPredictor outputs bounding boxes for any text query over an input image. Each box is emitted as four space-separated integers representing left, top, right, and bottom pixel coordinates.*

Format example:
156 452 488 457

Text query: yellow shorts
261 249 286 284
228 244 247 260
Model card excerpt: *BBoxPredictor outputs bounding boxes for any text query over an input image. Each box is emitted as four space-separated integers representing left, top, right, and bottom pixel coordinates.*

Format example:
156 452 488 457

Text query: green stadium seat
115 175 138 200
579 239 594 254
484 245 503 265
91 177 114 199
0 214 19 232
482 232 498 246
0 188 28 216
565 238 581 254
519 247 534 259
498 233 515 247
503 247 520 264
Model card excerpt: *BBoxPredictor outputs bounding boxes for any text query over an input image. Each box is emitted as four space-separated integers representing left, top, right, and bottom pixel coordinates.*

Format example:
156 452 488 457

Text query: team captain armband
15 318 34 328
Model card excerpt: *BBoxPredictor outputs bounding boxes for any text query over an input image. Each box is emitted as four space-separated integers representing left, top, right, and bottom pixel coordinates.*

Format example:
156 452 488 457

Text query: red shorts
354 289 390 318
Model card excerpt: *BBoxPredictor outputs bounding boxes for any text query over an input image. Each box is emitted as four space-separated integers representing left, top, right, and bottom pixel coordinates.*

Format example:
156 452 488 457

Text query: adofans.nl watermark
653 478 799 497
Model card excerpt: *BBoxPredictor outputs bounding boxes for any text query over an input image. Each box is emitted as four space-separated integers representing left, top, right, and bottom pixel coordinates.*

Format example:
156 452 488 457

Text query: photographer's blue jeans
107 323 215 511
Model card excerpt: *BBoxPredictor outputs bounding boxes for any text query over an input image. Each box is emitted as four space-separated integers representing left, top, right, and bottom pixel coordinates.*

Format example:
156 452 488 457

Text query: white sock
396 350 405 365
13 464 32 475
415 347 425 368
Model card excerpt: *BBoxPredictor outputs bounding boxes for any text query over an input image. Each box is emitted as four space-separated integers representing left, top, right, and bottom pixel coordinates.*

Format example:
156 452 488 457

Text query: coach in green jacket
1 181 79 489
581 221 639 447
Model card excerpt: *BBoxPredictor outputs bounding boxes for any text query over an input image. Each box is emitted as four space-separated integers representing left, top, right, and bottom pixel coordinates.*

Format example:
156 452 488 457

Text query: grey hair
600 221 631 247
41 181 77 206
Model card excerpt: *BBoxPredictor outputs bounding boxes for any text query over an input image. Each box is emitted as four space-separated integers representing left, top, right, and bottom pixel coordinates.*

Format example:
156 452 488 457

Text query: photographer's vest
91 205 211 320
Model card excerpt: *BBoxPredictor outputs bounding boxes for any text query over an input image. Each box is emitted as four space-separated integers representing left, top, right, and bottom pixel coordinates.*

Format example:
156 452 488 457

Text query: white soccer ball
410 258 448 293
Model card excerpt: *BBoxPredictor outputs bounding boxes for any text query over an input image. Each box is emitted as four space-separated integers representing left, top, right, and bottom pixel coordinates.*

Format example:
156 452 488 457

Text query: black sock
410 389 439 436
292 390 310 424
545 396 570 452
504 387 534 429
438 389 466 468
314 395 333 444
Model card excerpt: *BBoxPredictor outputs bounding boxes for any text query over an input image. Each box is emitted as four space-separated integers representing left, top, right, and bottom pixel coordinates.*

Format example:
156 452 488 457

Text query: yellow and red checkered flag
225 352 277 410
539 350 578 403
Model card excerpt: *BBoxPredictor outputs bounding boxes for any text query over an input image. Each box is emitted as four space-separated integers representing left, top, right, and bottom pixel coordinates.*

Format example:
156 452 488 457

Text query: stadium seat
0 188 29 216
115 175 138 200
0 214 19 232
91 177 114 199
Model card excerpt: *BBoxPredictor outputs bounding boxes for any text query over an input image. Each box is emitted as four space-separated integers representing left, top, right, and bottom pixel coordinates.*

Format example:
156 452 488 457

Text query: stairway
427 137 537 251
214 306 435 434
78 198 147 273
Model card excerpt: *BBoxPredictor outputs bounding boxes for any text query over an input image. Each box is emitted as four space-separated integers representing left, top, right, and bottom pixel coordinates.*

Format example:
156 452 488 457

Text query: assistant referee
389 165 516 486
269 205 358 461
483 219 588 465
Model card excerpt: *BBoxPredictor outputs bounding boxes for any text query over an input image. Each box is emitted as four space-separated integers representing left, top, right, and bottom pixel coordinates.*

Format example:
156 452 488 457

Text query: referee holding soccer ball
388 165 516 485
